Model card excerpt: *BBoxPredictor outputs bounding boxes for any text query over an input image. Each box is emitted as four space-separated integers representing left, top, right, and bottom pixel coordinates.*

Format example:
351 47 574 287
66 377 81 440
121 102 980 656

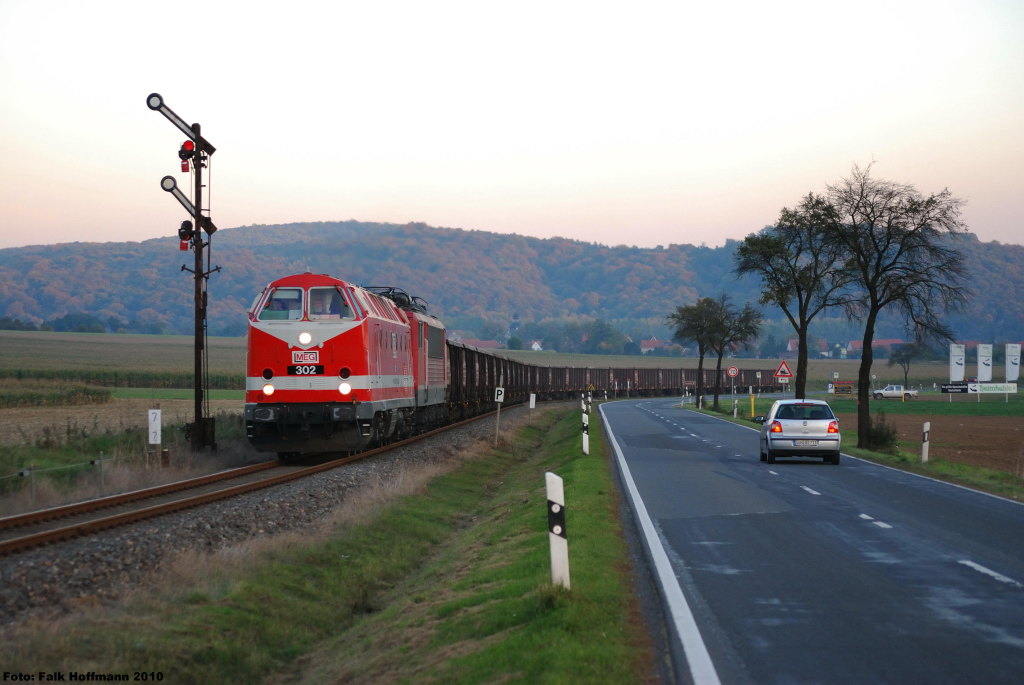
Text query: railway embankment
1 405 654 683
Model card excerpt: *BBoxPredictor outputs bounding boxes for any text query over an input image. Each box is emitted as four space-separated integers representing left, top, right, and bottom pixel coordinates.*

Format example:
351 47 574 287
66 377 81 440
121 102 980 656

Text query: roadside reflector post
529 392 536 421
733 399 738 418
19 465 36 506
546 472 570 589
581 393 585 412
922 421 930 463
582 412 590 455
750 386 754 418
587 391 592 414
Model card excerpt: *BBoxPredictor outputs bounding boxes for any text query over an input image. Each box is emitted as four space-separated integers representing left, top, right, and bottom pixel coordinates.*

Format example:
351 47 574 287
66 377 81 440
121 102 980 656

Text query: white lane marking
859 514 874 520
600 405 722 685
872 521 893 529
958 560 1024 588
769 471 779 475
735 454 742 457
800 486 821 496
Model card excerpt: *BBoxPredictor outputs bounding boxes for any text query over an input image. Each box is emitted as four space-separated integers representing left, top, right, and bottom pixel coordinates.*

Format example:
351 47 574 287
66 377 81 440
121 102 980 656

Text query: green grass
0 368 245 390
693 392 1023 418
689 406 1024 503
0 385 112 408
111 388 246 400
1 408 651 684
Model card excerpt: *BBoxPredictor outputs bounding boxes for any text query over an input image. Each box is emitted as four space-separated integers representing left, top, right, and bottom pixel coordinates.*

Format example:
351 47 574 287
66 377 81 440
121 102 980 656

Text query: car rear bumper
768 437 841 457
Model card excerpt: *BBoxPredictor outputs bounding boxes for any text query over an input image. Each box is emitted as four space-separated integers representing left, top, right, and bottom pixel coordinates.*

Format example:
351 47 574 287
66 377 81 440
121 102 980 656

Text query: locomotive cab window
428 325 444 359
259 288 303 321
308 287 353 320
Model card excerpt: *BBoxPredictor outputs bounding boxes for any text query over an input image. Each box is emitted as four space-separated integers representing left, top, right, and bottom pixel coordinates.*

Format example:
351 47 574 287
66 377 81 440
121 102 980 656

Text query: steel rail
0 407 503 556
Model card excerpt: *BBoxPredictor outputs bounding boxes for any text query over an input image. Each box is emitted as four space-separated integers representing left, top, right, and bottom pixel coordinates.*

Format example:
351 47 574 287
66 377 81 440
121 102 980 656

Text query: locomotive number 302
287 365 325 375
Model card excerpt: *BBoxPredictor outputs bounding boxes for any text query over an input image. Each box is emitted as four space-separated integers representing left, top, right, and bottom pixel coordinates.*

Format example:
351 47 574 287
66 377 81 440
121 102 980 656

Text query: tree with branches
735 193 851 399
667 298 718 404
706 293 763 410
887 343 924 388
827 164 970 448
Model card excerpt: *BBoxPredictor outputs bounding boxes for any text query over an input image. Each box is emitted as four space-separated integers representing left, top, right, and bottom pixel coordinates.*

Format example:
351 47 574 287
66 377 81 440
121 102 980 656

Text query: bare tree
707 293 763 410
828 164 969 448
667 298 718 403
887 343 923 388
735 193 851 399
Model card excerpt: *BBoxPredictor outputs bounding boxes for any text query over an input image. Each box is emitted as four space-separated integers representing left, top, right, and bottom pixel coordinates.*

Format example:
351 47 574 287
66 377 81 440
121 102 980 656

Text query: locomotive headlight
339 382 352 395
298 332 312 345
263 383 275 396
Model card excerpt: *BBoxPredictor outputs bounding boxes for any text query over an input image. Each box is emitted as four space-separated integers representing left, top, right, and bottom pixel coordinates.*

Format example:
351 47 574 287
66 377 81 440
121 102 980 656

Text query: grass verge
1 408 653 684
688 406 1024 502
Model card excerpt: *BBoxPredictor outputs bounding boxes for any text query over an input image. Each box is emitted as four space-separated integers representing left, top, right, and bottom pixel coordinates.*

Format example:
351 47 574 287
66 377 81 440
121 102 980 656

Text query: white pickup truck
873 384 918 400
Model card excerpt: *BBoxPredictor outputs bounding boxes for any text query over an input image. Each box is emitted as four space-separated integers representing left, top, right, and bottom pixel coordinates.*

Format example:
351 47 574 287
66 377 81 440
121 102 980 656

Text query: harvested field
836 413 1024 474
0 398 243 447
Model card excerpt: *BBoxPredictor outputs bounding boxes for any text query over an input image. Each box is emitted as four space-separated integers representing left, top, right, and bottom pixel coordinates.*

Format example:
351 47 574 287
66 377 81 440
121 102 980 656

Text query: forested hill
0 220 1021 341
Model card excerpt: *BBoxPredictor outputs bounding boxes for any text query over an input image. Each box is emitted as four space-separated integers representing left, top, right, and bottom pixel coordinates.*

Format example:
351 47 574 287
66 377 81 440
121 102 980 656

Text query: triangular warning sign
774 360 793 378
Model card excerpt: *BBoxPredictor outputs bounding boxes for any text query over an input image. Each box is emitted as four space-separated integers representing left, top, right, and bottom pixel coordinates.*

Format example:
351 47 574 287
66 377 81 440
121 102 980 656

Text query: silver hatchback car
755 399 841 465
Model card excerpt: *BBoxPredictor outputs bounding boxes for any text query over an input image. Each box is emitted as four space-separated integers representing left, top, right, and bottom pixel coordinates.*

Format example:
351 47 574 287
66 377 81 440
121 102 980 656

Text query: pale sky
1 0 1021 250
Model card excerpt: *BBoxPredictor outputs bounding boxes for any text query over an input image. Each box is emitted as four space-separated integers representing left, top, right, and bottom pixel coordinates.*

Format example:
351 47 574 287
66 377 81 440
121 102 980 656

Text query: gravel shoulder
0 405 537 626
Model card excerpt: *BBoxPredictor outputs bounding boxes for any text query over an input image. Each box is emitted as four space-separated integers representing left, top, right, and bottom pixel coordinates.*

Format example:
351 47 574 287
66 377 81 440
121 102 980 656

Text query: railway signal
147 92 219 452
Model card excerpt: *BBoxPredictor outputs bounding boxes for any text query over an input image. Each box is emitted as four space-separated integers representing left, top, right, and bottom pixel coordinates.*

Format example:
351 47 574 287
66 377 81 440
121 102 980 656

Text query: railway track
0 409 500 557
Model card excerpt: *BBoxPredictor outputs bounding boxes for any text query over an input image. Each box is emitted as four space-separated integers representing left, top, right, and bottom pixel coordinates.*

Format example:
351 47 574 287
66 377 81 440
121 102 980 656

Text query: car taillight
828 420 839 434
770 420 782 433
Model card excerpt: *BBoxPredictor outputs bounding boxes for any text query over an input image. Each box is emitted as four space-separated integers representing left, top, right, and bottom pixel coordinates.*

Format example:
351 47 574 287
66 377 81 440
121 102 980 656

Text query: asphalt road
601 399 1024 685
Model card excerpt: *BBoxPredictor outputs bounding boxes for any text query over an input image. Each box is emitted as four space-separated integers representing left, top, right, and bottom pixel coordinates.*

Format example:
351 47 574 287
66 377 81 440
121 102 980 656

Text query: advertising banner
949 344 965 382
977 344 993 382
968 383 1018 394
1007 343 1021 383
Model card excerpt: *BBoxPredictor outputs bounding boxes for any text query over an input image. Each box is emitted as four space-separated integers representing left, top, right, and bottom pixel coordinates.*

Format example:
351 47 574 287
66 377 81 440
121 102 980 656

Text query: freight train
244 272 781 456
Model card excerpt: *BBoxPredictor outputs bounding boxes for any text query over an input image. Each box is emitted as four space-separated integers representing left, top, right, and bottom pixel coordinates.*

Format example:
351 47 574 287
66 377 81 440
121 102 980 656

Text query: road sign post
494 386 505 446
774 360 793 399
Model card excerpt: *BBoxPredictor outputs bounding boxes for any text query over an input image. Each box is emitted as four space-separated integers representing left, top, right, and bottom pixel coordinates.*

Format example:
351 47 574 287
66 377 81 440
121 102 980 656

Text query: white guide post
922 421 931 463
581 393 586 412
582 412 590 455
733 399 738 418
546 472 570 589
587 391 592 414
529 393 536 420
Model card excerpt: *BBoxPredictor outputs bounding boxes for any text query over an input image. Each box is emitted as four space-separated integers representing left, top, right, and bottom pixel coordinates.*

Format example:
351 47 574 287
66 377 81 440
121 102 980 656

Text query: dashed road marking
872 521 893 529
958 560 1023 588
769 471 779 475
800 486 821 496
859 514 874 520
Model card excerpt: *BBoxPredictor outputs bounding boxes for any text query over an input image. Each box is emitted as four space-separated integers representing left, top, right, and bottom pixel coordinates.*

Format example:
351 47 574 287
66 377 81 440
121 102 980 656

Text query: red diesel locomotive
245 272 448 455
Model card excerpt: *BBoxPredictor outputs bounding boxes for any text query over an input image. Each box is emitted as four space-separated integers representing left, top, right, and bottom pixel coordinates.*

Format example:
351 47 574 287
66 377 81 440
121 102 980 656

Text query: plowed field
836 413 1024 474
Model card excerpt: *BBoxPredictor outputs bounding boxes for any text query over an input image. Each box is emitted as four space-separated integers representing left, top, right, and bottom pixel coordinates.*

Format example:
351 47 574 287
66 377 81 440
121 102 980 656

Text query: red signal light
178 141 195 161
179 240 189 251
183 140 195 152
181 159 189 172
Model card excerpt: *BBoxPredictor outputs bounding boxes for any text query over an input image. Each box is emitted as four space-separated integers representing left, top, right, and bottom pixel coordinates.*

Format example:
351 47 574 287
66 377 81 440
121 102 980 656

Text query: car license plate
793 439 818 446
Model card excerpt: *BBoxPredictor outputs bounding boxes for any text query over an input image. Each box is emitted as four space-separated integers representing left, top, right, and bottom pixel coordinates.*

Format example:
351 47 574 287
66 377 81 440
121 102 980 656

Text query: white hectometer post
921 422 930 463
546 472 570 589
582 412 589 455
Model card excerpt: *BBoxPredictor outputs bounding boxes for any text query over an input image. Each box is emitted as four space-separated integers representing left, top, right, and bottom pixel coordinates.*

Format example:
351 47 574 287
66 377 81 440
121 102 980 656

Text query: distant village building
529 340 543 351
640 337 668 354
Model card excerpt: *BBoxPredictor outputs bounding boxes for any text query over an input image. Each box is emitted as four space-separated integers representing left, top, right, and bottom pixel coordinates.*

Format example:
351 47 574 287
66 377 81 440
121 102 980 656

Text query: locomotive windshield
309 287 354 320
258 287 303 320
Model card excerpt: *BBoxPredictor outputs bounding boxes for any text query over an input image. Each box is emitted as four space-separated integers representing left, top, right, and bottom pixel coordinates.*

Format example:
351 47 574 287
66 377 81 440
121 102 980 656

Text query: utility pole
148 93 220 451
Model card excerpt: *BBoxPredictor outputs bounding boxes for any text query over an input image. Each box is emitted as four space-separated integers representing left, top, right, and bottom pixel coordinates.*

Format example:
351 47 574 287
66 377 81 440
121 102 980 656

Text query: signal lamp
178 220 194 241
178 140 195 160
299 332 312 345
263 383 275 396
181 159 189 172
339 367 351 379
828 421 839 434
179 240 189 251
770 420 782 433
339 382 352 395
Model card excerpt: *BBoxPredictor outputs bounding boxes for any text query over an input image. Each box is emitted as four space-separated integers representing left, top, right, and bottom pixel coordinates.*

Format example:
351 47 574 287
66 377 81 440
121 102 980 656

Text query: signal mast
147 93 220 451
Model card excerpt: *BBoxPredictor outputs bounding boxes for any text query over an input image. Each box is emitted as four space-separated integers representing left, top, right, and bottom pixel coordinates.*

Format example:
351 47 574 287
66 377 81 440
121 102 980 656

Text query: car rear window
776 404 835 420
